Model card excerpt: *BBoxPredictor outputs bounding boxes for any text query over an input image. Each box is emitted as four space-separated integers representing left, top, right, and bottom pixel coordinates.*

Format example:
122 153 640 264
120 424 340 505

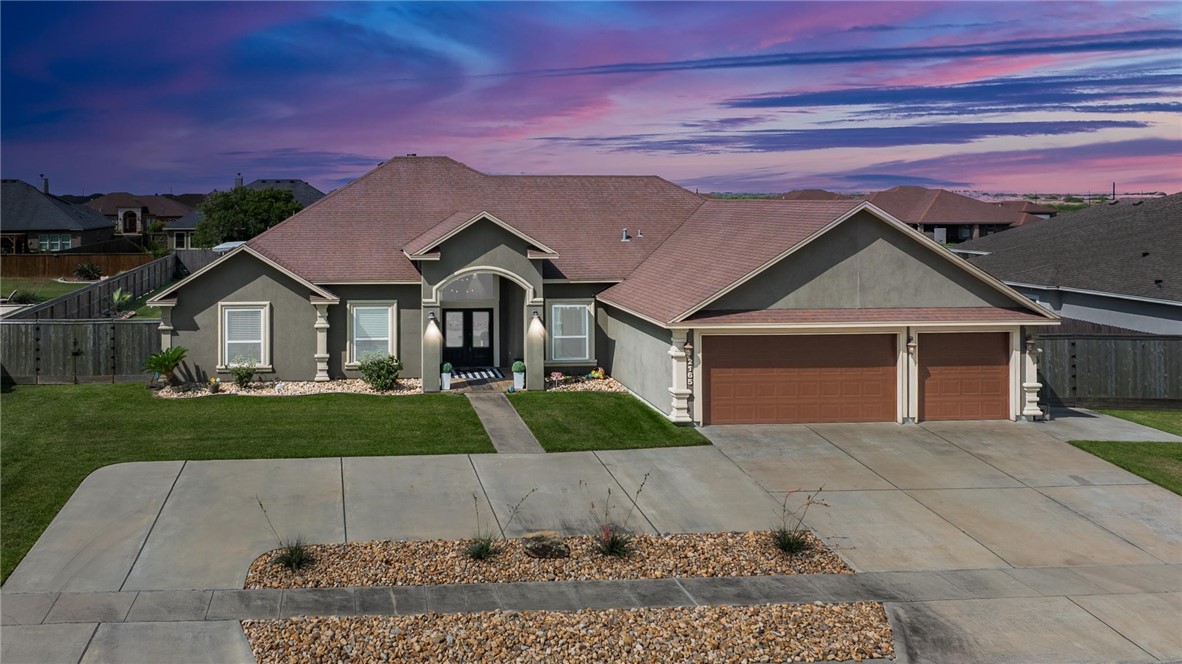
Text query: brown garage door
919 332 1009 421
704 335 897 425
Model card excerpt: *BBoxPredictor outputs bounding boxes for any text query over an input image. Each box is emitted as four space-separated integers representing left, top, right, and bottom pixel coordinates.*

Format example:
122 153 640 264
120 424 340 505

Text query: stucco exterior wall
421 220 543 301
499 280 526 364
600 303 673 415
708 211 1016 311
1018 286 1182 335
169 251 319 381
326 285 423 379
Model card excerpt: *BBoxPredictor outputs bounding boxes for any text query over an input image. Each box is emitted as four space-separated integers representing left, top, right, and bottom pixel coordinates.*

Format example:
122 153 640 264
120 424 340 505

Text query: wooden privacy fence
175 249 220 276
1 253 155 278
0 319 160 384
4 254 175 320
1038 334 1182 408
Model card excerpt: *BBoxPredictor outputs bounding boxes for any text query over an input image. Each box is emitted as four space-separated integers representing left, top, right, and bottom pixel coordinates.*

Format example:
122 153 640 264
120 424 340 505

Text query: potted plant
208 377 221 394
441 362 453 390
142 346 188 387
511 360 526 390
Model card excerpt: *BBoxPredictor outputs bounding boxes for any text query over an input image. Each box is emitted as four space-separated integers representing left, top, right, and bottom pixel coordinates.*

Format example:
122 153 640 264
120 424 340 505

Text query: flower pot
441 372 452 390
513 371 525 390
208 383 220 394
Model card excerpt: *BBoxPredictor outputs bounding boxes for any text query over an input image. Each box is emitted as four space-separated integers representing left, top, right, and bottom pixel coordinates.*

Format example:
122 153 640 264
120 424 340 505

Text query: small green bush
228 356 257 388
74 263 102 280
358 353 403 391
10 291 42 304
441 362 453 374
511 360 526 373
594 524 635 557
142 346 188 385
770 529 808 555
464 535 499 560
272 537 314 572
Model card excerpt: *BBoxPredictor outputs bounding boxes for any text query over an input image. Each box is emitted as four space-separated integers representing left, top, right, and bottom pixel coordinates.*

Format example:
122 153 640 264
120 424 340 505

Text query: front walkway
466 393 544 453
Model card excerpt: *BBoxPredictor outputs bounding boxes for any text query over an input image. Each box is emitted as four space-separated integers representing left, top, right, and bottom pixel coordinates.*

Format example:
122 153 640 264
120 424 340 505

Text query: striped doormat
453 367 504 381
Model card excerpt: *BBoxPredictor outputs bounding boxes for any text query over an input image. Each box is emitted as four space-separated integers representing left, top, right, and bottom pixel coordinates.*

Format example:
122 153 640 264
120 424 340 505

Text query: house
0 179 114 254
995 200 1058 220
781 189 844 201
149 156 1057 424
865 186 1040 243
165 177 326 249
953 193 1181 335
85 192 194 236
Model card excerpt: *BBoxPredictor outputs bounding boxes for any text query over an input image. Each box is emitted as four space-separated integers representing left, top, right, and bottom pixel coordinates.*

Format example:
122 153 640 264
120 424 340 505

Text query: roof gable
403 211 558 258
148 245 338 305
866 186 1032 226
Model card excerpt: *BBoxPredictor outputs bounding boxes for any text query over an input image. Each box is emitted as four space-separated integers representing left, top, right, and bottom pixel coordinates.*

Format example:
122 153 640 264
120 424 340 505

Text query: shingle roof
85 192 193 218
245 179 326 207
865 186 1038 227
957 193 1182 303
248 156 706 282
684 307 1052 326
1 179 115 232
995 200 1057 215
166 209 203 231
597 200 863 323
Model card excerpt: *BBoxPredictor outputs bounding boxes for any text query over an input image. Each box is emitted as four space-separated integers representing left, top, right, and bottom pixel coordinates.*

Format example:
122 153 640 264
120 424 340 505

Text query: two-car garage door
703 333 1010 424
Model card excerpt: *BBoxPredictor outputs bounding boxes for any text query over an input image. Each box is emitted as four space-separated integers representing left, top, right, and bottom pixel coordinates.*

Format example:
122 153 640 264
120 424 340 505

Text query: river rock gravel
157 378 423 399
246 532 850 589
243 602 893 663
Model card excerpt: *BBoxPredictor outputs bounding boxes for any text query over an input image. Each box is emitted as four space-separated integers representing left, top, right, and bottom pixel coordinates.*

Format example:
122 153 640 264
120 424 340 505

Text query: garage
919 332 1010 421
703 334 897 424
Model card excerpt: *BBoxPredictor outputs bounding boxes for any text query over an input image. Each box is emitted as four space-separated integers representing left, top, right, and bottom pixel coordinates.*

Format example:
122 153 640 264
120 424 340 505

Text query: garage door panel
919 332 1009 421
705 334 897 424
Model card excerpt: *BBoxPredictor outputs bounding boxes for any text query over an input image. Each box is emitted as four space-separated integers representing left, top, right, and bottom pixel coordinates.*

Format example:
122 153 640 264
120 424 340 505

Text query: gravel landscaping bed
244 602 893 662
544 376 629 393
246 532 850 589
157 378 423 399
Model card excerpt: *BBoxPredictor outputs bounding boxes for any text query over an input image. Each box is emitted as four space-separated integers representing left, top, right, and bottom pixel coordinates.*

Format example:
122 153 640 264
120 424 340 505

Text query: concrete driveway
3 408 1179 663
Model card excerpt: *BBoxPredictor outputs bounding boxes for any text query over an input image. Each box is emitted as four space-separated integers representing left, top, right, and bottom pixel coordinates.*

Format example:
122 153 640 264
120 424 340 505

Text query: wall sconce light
906 335 917 354
1025 334 1036 353
532 310 540 320
428 312 437 322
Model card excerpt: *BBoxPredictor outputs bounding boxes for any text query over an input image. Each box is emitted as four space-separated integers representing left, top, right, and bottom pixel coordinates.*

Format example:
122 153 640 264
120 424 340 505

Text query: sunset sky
2 1 1180 196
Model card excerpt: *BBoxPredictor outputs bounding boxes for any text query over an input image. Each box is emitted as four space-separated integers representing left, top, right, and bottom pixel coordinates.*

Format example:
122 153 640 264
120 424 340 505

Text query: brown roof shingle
85 192 193 218
684 307 1054 326
866 187 1038 227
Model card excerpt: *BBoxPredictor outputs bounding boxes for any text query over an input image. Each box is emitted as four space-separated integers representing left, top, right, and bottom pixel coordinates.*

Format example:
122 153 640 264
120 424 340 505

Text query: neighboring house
953 194 1182 335
85 192 193 236
149 156 1057 425
865 186 1040 243
995 200 1058 220
0 179 114 254
781 189 844 201
166 177 325 249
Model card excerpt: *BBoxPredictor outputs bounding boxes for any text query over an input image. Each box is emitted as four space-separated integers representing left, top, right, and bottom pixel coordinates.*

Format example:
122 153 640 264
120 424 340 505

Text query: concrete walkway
466 393 545 453
3 408 1180 663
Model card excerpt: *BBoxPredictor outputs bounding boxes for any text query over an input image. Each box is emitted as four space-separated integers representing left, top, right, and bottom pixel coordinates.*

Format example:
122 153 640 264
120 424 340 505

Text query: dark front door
442 309 494 366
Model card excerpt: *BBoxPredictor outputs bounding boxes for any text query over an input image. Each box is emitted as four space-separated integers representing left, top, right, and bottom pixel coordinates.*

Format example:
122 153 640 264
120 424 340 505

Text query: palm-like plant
111 288 131 316
142 346 188 385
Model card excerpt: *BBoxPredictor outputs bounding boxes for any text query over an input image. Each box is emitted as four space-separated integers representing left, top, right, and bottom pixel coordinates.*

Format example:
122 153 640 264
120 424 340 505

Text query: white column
669 330 692 423
313 302 330 382
1021 333 1043 420
905 332 919 422
157 304 174 350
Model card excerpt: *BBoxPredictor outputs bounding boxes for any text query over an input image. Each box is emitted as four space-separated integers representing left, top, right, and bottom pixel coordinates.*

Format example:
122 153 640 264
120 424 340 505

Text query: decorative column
313 302 331 382
669 330 693 423
524 305 545 390
904 331 919 423
1021 332 1043 421
156 302 175 350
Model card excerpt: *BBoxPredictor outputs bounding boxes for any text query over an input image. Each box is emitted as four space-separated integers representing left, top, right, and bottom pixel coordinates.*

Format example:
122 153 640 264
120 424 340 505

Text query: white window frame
217 302 272 371
346 300 397 367
37 233 70 252
174 232 186 249
546 299 595 364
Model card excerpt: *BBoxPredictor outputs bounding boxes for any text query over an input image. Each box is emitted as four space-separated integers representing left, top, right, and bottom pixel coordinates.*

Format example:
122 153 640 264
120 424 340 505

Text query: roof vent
406 153 417 157
621 228 630 242
1155 279 1163 287
1142 251 1150 257
637 229 643 238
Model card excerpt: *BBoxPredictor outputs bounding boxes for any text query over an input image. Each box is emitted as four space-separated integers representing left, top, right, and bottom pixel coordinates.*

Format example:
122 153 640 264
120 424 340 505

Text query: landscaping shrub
9 291 42 304
257 496 314 573
464 488 535 561
770 487 826 556
74 263 102 280
142 346 188 385
585 472 649 558
358 353 403 391
228 357 257 388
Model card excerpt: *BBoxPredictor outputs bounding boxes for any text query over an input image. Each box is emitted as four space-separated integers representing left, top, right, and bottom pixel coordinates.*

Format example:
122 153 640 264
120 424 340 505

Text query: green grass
1070 441 1182 495
125 282 174 318
509 391 709 452
0 277 88 302
0 384 493 582
1100 409 1182 437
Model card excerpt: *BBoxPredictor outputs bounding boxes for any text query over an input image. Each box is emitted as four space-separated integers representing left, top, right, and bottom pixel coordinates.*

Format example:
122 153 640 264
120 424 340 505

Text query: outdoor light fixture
532 310 540 319
1025 334 1036 353
428 312 437 322
906 335 917 354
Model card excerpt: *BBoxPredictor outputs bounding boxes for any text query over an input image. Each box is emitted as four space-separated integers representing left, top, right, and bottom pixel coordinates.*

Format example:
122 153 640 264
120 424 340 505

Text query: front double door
442 309 493 367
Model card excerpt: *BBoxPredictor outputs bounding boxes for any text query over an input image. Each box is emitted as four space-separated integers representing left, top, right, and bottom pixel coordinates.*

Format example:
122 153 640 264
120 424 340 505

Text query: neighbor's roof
167 209 203 231
957 193 1182 303
782 189 844 201
865 186 1039 227
86 192 193 218
248 156 706 282
1 179 115 232
597 199 864 323
995 200 1058 215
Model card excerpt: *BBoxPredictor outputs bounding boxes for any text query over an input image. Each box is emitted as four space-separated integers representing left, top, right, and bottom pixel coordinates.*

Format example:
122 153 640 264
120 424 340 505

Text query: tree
193 187 303 248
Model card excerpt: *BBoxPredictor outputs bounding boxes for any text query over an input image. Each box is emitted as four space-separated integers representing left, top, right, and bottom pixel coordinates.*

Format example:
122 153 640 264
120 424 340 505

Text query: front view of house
149 156 1057 424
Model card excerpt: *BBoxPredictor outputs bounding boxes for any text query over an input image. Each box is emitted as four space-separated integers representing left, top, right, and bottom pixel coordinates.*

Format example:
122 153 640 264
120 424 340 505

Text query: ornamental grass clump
257 496 313 573
586 472 649 558
464 488 536 561
771 487 826 556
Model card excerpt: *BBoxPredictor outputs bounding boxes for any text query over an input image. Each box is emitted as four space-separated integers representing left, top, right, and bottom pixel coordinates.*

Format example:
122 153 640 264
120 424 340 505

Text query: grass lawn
1070 441 1182 495
0 277 88 302
1099 409 1182 437
126 282 173 318
509 391 709 452
0 383 493 582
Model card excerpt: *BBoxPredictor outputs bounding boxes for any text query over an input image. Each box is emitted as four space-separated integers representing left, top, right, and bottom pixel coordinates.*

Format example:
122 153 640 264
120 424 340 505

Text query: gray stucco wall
169 251 319 382
499 280 526 364
1018 286 1182 335
421 220 543 301
708 211 1016 311
600 303 673 415
327 285 422 379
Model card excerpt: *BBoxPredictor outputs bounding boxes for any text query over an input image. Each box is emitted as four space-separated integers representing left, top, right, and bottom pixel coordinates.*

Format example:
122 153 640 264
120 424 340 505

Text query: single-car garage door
704 334 897 424
919 332 1010 421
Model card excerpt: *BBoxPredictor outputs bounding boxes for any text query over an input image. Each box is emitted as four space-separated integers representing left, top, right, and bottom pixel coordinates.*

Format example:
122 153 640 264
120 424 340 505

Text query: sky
2 1 1180 196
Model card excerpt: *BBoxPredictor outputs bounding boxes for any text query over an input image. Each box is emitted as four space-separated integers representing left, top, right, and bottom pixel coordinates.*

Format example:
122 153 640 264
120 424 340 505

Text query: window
37 234 71 252
219 303 269 368
348 301 396 364
174 232 186 249
549 301 593 362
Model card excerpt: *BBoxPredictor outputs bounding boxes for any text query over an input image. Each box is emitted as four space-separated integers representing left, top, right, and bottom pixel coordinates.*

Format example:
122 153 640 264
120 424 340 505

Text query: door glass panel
445 311 464 347
472 311 490 348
